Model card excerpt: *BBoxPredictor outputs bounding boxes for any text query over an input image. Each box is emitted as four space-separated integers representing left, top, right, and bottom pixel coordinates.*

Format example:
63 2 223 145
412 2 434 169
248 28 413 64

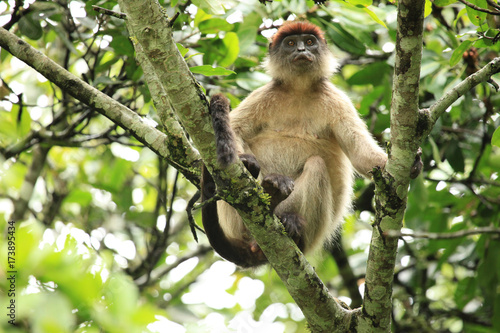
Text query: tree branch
117 0 355 330
385 227 500 239
458 0 500 15
92 5 127 19
359 1 426 331
423 57 500 139
0 26 200 186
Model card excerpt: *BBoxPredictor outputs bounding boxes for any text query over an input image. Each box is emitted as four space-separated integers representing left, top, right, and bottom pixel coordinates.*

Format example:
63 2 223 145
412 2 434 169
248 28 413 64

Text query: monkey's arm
331 100 388 177
210 94 239 167
210 94 260 177
332 102 422 179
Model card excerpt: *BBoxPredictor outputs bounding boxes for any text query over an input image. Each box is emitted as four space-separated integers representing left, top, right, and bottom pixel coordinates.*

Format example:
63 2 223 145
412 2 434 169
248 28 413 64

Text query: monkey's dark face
270 34 325 74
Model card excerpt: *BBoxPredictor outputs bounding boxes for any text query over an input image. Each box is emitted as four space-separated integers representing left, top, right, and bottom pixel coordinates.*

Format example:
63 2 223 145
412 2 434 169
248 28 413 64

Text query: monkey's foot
279 213 306 251
261 174 294 210
249 241 266 260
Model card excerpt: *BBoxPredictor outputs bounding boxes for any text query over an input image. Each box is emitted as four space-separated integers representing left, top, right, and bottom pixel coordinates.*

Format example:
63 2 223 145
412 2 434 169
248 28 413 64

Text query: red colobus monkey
201 21 389 268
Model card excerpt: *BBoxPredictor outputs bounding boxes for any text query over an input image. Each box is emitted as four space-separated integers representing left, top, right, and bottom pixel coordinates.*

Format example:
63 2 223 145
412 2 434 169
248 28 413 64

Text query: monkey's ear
209 94 238 167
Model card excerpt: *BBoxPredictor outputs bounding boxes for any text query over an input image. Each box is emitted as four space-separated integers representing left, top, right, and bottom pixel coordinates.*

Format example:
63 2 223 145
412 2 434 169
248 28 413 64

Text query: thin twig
425 57 500 135
92 5 127 19
169 12 180 27
487 0 500 10
458 0 500 15
385 227 500 239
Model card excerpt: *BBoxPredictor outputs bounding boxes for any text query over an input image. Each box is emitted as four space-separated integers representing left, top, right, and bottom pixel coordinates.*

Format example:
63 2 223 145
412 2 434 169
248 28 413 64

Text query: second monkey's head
265 21 338 83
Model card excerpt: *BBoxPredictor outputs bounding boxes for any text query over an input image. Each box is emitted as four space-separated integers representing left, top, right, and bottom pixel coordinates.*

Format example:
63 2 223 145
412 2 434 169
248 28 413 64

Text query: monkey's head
266 21 338 83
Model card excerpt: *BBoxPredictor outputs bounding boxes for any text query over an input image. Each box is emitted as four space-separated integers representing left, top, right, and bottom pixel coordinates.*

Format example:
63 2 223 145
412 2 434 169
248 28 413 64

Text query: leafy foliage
0 0 499 332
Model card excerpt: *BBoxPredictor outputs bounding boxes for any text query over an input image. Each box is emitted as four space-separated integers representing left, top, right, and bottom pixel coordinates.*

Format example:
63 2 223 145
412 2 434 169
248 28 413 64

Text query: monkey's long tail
201 165 267 268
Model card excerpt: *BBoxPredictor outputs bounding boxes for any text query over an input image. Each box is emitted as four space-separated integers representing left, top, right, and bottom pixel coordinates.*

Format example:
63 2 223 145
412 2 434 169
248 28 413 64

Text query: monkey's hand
239 154 260 178
410 147 423 179
278 213 306 251
249 213 305 255
261 174 294 211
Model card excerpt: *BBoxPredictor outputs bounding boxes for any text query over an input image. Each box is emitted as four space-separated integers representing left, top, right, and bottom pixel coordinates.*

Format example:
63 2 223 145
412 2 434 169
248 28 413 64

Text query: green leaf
219 32 239 67
237 25 258 53
191 0 225 15
358 86 385 115
363 7 387 28
198 18 233 34
323 21 366 55
420 60 441 78
425 0 433 18
347 62 391 86
347 0 372 5
30 293 75 333
466 0 488 26
194 8 212 27
11 104 32 138
434 0 457 5
450 40 473 67
176 43 189 57
429 137 442 165
190 65 235 76
18 14 43 40
445 141 465 173
236 72 271 91
454 277 476 310
492 127 500 148
110 35 134 57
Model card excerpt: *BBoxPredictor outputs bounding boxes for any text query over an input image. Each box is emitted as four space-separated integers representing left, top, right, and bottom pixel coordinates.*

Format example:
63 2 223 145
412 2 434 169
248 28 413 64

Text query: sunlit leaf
493 127 500 148
176 43 189 57
450 40 473 67
434 0 458 5
190 65 235 76
465 0 488 26
363 7 387 28
425 0 433 18
191 0 225 15
347 0 372 5
219 32 239 67
198 18 233 34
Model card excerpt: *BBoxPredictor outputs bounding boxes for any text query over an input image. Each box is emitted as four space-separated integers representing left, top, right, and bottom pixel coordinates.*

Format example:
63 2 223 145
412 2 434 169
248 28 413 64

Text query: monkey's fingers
239 154 260 178
262 174 294 210
279 213 306 251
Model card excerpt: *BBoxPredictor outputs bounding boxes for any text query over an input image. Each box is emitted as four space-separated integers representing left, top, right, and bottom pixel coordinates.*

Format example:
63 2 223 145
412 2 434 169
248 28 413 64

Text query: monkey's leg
261 173 294 211
244 173 298 253
274 155 334 252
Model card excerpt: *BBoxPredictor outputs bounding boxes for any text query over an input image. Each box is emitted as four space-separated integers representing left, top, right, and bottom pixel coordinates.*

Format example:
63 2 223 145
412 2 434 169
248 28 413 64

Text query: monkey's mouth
293 54 313 62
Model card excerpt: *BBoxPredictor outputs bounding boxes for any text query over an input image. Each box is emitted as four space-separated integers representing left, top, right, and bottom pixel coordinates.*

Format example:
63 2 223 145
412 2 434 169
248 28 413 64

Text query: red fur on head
270 21 326 49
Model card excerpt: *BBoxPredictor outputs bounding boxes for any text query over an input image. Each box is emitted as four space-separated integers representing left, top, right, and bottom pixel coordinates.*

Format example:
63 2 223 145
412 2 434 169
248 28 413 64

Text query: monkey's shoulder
235 81 351 113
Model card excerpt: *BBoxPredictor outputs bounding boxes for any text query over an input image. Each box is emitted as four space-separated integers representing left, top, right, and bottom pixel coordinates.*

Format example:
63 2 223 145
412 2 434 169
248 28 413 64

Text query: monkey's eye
306 39 314 46
288 40 295 46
